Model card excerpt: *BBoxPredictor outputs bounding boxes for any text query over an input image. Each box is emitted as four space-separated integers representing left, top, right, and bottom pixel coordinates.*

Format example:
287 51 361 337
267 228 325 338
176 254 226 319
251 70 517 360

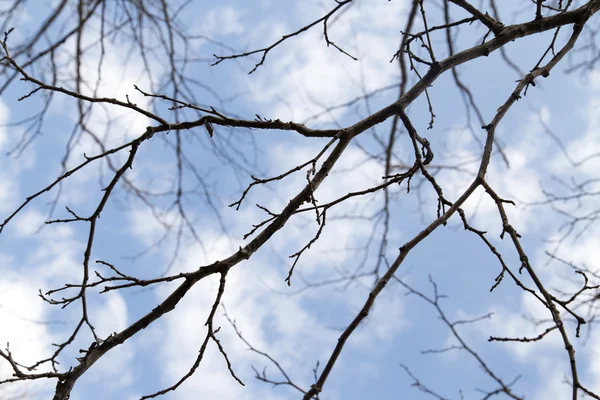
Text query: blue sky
1 1 600 399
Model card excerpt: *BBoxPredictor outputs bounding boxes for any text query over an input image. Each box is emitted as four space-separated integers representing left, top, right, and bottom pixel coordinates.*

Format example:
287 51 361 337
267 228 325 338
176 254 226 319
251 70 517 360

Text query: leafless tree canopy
2 0 600 399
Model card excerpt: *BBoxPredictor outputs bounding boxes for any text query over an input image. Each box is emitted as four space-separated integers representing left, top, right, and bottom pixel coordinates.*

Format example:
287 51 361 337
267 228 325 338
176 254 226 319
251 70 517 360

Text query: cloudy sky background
1 0 600 399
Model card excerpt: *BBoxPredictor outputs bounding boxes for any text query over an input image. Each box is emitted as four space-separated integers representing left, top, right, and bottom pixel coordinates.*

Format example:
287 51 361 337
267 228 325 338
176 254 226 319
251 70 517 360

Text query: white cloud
0 274 55 399
0 176 17 214
587 68 600 91
88 293 133 388
0 278 50 364
201 7 244 37
147 230 340 398
35 18 163 203
25 229 82 287
259 143 388 281
245 1 406 123
531 365 571 400
144 127 413 396
1 209 136 393
0 100 20 215
0 99 8 152
265 142 382 210
435 109 555 236
95 293 128 337
550 97 600 177
461 291 562 362
13 209 45 237
128 207 175 248
154 277 290 398
349 291 406 348
586 331 600 394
